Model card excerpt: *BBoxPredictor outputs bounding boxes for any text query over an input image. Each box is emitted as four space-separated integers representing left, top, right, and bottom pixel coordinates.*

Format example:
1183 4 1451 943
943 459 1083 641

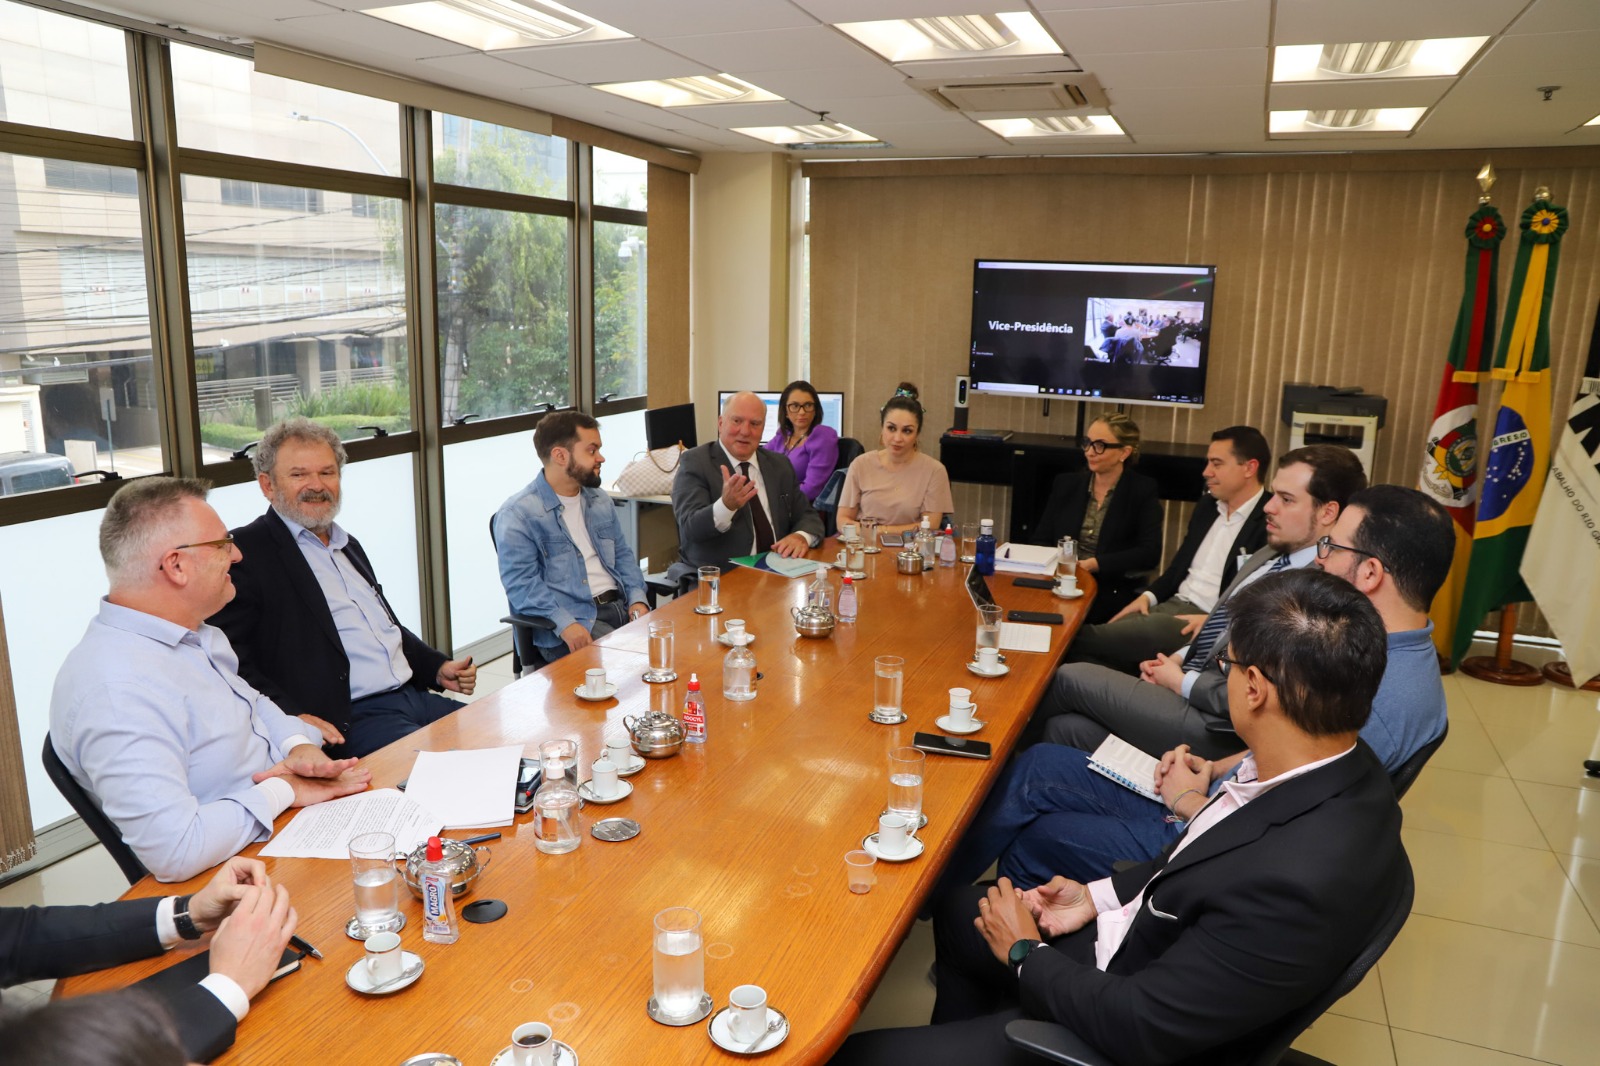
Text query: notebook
1086 735 1163 802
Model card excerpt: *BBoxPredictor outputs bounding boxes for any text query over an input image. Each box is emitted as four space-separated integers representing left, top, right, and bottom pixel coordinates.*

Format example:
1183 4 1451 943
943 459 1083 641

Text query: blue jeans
939 745 1182 892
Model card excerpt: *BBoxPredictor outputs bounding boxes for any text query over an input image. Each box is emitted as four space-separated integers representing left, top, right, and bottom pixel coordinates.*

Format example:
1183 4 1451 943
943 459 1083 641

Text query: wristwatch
1008 938 1042 975
172 894 202 940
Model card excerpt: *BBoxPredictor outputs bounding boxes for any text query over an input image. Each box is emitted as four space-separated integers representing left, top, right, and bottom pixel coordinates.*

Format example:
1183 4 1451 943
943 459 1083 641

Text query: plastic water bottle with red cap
419 835 459 944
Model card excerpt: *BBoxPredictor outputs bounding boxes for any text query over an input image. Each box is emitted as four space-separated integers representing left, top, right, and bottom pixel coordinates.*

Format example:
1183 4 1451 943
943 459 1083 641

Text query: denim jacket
492 472 648 647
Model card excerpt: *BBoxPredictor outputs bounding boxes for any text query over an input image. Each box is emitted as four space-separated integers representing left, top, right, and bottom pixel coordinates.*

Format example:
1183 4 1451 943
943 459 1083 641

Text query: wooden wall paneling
646 164 691 405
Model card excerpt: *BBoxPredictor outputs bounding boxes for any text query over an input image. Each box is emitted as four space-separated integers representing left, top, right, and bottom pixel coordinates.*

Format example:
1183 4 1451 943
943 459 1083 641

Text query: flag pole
1542 662 1600 690
1460 604 1543 684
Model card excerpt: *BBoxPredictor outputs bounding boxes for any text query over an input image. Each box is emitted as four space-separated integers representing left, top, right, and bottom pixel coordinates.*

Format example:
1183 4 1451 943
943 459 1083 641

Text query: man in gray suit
1035 444 1367 758
669 391 823 580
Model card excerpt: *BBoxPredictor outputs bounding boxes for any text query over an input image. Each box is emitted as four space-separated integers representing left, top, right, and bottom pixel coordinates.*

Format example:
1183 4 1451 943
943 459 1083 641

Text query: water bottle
722 629 756 701
532 758 581 855
838 574 858 623
938 523 957 568
975 518 997 576
683 673 706 741
419 835 460 943
916 515 936 569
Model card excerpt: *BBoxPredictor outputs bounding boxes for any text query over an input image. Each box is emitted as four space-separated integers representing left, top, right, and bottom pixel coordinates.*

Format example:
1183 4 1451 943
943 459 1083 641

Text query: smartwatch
172 894 203 940
1008 938 1042 975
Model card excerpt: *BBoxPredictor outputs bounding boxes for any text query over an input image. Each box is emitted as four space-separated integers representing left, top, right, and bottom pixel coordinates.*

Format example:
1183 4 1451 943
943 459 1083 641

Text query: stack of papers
260 788 440 860
994 543 1059 575
999 622 1052 653
403 745 525 830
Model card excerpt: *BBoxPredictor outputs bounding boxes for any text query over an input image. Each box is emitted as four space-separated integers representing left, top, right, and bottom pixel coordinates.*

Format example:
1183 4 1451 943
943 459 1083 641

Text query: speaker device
952 374 970 431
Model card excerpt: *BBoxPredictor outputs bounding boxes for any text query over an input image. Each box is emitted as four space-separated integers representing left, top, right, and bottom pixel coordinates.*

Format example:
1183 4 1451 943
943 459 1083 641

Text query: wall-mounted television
968 259 1216 408
716 391 845 441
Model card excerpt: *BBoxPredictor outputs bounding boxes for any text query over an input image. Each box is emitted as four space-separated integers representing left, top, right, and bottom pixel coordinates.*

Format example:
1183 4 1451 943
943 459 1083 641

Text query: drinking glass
872 655 905 724
695 566 722 614
1057 536 1078 577
886 746 926 829
960 522 980 563
644 620 677 683
349 831 402 937
860 516 882 554
845 850 877 894
540 737 578 780
975 604 1003 660
651 906 708 1023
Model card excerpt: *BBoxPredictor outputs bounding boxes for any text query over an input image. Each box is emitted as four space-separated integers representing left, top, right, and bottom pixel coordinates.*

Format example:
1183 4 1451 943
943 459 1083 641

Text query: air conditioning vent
914 74 1108 114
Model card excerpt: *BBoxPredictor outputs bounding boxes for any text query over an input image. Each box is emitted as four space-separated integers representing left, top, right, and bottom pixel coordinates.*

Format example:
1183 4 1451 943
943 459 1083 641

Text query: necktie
739 461 777 553
1180 553 1292 671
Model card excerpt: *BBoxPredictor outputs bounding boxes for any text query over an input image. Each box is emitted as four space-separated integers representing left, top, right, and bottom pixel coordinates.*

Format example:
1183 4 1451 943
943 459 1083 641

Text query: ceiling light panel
836 11 1062 64
364 0 631 52
595 74 782 107
978 114 1126 140
1269 107 1426 134
1587 114 1600 127
1273 37 1487 81
731 121 885 148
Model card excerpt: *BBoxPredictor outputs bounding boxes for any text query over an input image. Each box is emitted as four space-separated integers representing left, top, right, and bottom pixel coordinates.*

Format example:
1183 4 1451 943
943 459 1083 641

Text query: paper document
994 543 1058 575
999 621 1052 653
730 553 825 578
259 788 440 860
403 745 524 829
1086 736 1163 803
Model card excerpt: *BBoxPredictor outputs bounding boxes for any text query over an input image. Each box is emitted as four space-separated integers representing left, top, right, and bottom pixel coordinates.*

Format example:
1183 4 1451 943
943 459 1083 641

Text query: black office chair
41 734 147 885
487 516 557 679
814 436 864 538
1389 722 1448 800
1003 853 1415 1066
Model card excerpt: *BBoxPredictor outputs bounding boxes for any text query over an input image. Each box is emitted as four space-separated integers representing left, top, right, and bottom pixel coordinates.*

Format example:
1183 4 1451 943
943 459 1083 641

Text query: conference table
61 545 1092 1064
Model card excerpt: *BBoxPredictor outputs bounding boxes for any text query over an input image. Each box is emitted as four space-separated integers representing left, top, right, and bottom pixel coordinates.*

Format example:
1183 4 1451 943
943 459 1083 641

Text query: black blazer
1143 490 1268 606
1033 469 1162 594
1020 743 1406 1066
209 509 448 741
1 900 237 1062
669 442 824 579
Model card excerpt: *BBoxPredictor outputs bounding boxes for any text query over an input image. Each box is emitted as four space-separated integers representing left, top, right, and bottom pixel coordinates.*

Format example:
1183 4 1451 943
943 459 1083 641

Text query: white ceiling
81 0 1600 157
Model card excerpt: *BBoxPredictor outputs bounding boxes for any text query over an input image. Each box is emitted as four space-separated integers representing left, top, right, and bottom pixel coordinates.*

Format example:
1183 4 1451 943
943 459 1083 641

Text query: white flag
1521 381 1600 683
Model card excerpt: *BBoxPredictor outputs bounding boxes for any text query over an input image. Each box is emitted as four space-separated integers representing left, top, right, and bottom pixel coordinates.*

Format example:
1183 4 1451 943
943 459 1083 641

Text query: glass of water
695 566 722 614
651 906 708 1024
860 516 881 553
960 522 980 564
872 655 905 723
1057 536 1078 577
886 746 926 830
349 831 402 937
975 604 1003 659
644 620 677 683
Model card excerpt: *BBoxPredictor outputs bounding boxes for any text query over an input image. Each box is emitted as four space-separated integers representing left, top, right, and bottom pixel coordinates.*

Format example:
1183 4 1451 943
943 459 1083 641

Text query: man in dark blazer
210 418 476 758
1066 425 1271 675
668 391 823 581
0 857 295 1063
830 569 1407 1066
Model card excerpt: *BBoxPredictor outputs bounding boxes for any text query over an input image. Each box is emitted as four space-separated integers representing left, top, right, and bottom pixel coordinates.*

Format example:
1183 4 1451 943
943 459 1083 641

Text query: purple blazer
765 423 840 501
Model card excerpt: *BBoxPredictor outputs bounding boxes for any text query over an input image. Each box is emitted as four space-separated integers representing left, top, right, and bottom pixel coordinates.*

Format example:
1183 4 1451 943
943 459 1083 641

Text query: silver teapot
398 837 492 900
624 708 686 758
791 600 837 638
896 548 926 574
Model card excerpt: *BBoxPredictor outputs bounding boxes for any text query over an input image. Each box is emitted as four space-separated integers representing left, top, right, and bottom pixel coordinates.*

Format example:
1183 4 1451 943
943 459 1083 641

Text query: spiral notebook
1086 735 1162 802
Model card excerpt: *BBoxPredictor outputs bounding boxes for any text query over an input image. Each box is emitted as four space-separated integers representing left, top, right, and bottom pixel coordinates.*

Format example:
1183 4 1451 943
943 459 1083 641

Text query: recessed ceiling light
1273 37 1487 82
364 0 630 52
1270 108 1427 134
731 122 885 149
978 114 1125 139
836 12 1061 64
594 74 782 108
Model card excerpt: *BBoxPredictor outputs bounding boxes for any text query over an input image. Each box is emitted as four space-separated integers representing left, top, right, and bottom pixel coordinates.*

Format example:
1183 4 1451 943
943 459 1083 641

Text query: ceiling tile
1465 30 1600 77
813 94 951 123
792 0 1001 20
1075 47 1267 89
1040 0 1270 54
1507 0 1600 35
657 100 825 127
88 0 332 40
1034 0 1245 8
1421 68 1600 139
1269 77 1453 110
570 0 819 37
272 12 476 60
1106 84 1265 136
494 39 714 81
655 25 876 72
1272 0 1527 45
413 54 571 92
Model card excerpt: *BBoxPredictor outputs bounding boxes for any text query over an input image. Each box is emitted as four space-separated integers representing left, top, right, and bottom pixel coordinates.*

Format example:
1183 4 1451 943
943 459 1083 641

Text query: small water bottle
722 628 756 701
419 835 460 943
939 524 957 568
916 515 936 569
838 573 858 622
683 673 706 741
975 518 997 576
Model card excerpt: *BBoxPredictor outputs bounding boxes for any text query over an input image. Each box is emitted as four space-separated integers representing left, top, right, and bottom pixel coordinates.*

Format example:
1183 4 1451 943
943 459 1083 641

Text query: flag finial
1477 163 1496 202
1535 184 1551 201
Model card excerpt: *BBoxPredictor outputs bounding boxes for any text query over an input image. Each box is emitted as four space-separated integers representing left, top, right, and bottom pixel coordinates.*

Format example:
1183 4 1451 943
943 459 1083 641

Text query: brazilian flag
1451 195 1570 666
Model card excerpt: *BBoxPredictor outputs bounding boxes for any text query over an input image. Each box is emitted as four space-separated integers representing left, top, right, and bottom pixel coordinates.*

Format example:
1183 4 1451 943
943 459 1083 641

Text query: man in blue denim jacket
493 412 650 665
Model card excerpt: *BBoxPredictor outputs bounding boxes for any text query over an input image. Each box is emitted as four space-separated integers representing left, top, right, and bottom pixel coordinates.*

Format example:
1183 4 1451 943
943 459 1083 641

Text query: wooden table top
59 547 1092 1065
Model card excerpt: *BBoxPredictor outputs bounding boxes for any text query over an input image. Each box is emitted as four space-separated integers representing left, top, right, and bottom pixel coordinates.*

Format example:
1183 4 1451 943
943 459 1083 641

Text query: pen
290 935 323 960
461 832 502 845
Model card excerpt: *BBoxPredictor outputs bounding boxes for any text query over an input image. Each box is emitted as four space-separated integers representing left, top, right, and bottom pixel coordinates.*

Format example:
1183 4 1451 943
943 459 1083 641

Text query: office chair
814 436 864 538
1388 722 1448 800
42 734 147 885
487 516 557 679
1003 853 1414 1066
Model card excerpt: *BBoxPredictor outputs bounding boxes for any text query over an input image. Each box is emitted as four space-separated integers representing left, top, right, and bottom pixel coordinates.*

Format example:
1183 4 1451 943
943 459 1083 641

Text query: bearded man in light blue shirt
49 478 371 883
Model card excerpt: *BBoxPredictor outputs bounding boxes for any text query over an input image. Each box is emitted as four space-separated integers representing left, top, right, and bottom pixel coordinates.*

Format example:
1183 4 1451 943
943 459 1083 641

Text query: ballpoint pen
462 832 502 845
289 934 322 960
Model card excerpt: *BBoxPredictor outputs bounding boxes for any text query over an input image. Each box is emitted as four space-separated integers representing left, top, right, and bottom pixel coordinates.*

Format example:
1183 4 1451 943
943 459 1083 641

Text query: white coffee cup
840 523 858 542
511 1021 556 1066
878 813 912 857
948 687 971 710
1055 574 1078 595
728 984 770 1043
948 699 976 727
976 646 1000 670
584 668 608 696
607 739 634 768
590 755 619 799
364 930 403 984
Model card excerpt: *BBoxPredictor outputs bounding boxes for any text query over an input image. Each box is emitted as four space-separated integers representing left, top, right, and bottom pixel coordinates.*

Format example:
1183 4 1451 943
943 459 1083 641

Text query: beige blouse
840 450 956 527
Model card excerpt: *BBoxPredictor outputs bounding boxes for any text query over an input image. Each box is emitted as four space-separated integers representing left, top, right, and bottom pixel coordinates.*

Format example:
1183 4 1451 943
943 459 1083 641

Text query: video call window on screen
968 259 1217 409
717 391 845 440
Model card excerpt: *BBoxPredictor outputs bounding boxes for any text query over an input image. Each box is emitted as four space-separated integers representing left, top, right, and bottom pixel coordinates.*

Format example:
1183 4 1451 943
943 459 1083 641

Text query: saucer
1052 587 1085 600
613 754 647 777
346 950 424 994
966 661 1010 677
694 605 724 615
707 1005 791 1055
345 912 405 941
573 682 618 702
862 832 924 862
490 1040 578 1066
936 714 984 735
578 779 633 804
717 632 756 647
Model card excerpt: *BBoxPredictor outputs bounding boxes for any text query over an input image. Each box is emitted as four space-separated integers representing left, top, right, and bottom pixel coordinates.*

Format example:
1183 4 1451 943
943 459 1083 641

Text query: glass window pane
432 113 567 198
0 152 162 492
593 221 646 400
593 147 646 210
0 0 134 140
444 430 539 647
182 178 411 454
170 45 402 176
436 204 570 423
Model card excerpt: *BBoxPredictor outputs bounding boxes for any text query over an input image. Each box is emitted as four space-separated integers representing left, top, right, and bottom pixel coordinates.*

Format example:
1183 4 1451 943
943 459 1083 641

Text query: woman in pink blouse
837 382 955 535
764 379 840 501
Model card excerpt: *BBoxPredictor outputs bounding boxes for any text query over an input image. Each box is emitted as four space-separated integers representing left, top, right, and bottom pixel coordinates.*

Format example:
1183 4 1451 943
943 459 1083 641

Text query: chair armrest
1004 1020 1118 1066
501 612 557 632
1203 716 1238 736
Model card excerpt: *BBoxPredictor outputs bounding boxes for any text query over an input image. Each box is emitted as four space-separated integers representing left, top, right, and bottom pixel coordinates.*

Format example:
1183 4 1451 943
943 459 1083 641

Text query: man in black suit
1066 425 1271 676
0 857 295 1063
830 569 1406 1066
668 391 823 581
210 418 476 758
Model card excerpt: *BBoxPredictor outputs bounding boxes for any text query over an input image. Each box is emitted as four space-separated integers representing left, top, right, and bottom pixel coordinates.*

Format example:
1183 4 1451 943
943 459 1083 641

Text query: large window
592 148 648 402
0 0 134 140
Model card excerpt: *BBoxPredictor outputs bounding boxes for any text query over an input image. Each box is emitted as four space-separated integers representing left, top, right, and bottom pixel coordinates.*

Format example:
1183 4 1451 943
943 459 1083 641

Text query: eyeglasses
785 402 816 413
1080 438 1121 455
1315 536 1386 569
1216 653 1274 683
173 534 235 552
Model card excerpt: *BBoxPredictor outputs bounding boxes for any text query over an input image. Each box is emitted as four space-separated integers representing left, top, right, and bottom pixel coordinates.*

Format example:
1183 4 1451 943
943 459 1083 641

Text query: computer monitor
644 402 697 450
716 391 845 442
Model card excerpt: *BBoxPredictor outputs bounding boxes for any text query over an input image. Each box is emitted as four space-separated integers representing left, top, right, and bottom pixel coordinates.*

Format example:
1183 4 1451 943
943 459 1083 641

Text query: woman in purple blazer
765 379 839 501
